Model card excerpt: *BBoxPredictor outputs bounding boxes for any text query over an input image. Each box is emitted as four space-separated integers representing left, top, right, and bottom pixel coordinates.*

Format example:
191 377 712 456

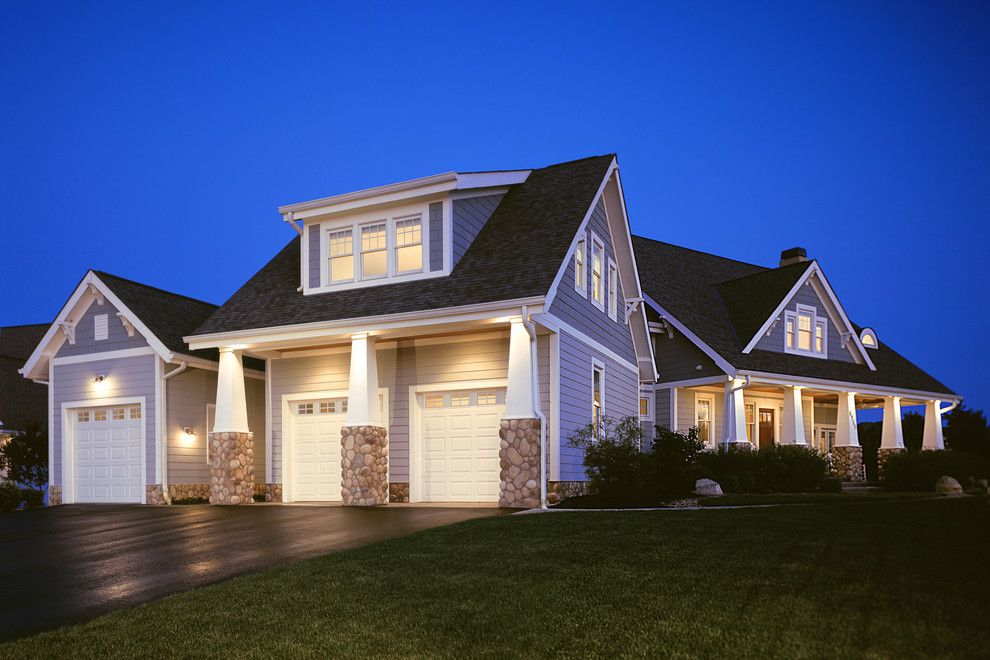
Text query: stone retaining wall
48 485 62 506
389 482 410 503
877 447 904 480
499 418 541 509
831 446 864 481
209 431 255 505
547 480 588 505
341 425 388 506
145 484 166 505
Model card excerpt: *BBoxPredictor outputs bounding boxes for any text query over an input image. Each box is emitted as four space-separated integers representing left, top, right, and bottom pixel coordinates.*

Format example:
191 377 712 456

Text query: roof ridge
716 259 813 287
631 234 767 270
93 271 219 309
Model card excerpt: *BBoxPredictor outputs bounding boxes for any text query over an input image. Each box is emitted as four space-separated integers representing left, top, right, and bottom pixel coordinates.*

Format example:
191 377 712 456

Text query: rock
934 475 963 495
693 478 723 496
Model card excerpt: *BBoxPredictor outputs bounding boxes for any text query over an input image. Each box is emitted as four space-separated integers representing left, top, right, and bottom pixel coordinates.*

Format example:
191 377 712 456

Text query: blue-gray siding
548 199 637 364
52 354 158 488
655 387 671 430
753 282 856 363
557 330 639 481
56 299 148 357
308 223 321 289
654 329 725 383
451 194 504 268
429 202 443 271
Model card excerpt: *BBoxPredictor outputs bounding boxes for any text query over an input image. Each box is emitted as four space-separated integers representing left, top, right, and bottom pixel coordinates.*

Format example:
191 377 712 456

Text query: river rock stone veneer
831 446 864 481
145 484 166 505
389 482 410 503
209 431 254 505
48 485 62 506
877 447 904 480
168 483 210 501
265 483 283 502
499 418 541 508
547 480 587 505
341 425 388 506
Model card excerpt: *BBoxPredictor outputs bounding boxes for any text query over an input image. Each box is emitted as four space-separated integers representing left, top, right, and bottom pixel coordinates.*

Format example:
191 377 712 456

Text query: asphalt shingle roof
632 236 955 396
0 324 49 431
193 155 615 336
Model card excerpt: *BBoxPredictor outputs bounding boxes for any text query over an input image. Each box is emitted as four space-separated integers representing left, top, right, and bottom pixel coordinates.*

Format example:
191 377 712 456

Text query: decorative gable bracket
624 297 643 324
765 317 780 337
60 322 75 345
88 283 105 306
116 312 136 338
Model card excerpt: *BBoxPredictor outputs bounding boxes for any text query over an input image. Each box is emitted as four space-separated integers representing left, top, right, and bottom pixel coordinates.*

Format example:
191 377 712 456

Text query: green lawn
4 498 989 658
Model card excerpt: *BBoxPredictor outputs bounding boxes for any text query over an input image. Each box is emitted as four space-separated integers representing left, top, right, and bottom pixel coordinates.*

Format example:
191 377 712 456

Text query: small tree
0 424 48 490
569 416 645 502
945 406 990 462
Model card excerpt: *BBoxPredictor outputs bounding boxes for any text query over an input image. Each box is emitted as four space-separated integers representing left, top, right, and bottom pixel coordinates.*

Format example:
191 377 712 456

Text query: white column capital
922 399 945 450
880 395 905 449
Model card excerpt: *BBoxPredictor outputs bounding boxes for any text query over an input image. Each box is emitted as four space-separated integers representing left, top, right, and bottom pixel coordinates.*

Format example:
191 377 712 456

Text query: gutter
159 361 188 504
521 305 548 509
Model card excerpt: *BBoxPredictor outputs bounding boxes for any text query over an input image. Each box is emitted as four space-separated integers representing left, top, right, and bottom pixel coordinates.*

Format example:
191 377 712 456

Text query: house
181 155 655 507
19 272 265 504
632 238 960 480
1 323 49 480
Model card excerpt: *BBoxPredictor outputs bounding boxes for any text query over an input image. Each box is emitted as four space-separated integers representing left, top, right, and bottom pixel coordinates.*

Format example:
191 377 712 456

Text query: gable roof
633 236 955 397
193 155 616 336
0 324 49 432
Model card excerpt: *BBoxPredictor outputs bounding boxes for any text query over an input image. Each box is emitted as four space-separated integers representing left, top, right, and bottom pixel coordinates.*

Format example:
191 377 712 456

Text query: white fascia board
184 296 546 350
740 263 816 355
807 267 876 370
20 271 173 380
642 293 737 378
738 370 960 403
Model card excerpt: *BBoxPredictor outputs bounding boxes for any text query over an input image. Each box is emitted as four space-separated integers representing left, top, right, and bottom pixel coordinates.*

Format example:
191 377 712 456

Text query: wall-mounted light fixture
181 427 197 444
94 375 106 383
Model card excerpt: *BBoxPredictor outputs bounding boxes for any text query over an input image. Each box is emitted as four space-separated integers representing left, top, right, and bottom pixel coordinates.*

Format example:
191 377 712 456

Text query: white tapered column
504 318 536 419
341 333 388 506
500 317 541 509
780 386 807 445
214 348 248 433
922 400 945 450
346 333 381 427
210 347 253 504
880 396 904 449
832 392 863 481
722 379 749 447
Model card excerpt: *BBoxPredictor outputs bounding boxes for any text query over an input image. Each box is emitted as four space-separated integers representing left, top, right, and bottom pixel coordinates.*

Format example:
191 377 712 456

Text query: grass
4 498 989 658
696 492 936 506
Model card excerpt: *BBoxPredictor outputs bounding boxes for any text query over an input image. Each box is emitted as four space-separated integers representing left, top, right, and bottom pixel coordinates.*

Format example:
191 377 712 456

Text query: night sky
2 2 987 415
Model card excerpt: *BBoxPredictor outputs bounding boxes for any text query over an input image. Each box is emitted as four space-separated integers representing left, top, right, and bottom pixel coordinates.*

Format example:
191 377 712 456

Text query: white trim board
50 347 156 366
738 371 960 404
642 293 736 377
534 312 638 375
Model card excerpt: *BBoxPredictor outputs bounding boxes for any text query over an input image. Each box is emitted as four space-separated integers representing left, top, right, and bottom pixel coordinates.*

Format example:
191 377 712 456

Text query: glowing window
77 411 90 423
639 397 649 417
608 262 618 321
425 394 444 409
745 403 755 442
696 397 712 443
450 393 470 407
328 229 354 282
297 403 314 415
592 364 604 435
591 238 604 307
574 238 586 293
361 223 387 277
319 401 333 414
798 312 812 350
93 410 107 422
477 392 497 405
112 408 126 421
129 406 141 420
784 305 827 357
395 216 423 273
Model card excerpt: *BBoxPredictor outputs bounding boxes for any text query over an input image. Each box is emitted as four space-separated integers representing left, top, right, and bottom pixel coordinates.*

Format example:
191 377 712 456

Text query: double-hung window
574 237 587 296
745 403 755 442
361 223 388 278
696 396 713 444
590 235 604 309
395 216 423 273
328 229 354 282
607 260 618 321
592 362 604 437
784 304 827 358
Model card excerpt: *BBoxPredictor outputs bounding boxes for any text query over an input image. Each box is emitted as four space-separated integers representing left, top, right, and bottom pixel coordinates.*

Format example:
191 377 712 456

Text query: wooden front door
758 409 775 449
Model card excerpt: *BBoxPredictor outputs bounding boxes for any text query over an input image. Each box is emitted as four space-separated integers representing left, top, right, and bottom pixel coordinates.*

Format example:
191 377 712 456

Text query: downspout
521 305 548 509
284 212 305 293
160 361 188 504
940 401 959 415
722 375 752 451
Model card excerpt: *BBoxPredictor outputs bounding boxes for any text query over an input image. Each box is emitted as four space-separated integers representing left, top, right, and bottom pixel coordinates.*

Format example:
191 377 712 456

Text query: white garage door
419 388 505 502
290 398 347 502
73 405 144 503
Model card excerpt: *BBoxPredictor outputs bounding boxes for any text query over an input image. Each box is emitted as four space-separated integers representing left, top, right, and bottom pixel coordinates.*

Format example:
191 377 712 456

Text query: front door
758 409 775 449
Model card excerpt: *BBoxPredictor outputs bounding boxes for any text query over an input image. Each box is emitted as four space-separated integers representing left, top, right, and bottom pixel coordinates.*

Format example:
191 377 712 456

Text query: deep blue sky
2 2 987 415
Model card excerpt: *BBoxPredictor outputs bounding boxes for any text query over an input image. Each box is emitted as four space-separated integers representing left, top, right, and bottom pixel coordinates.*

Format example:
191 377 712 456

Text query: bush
569 416 647 502
0 425 48 489
21 488 44 509
1 481 22 512
820 476 843 493
647 426 707 498
698 445 829 494
882 450 988 492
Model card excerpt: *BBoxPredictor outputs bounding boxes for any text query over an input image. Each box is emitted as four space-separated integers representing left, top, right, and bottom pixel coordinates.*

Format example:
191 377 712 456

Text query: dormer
281 170 531 295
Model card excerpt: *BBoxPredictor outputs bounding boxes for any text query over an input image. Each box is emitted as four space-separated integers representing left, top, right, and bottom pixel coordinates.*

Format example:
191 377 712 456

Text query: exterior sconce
181 427 197 444
94 375 106 383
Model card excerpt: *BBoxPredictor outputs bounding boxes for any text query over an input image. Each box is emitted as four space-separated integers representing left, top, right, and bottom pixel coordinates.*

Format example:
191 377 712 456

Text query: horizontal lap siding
558 330 638 482
269 336 510 484
451 194 503 267
655 387 671 430
548 200 636 364
52 354 157 487
166 367 215 484
754 283 856 363
56 299 148 357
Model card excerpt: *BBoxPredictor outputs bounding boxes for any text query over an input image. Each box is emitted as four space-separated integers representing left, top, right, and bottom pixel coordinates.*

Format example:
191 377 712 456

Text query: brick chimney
779 247 808 267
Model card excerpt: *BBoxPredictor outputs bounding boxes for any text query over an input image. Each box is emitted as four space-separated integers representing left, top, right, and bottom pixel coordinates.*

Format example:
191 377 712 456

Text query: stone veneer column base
48 485 62 506
547 481 588 505
341 426 388 506
831 446 864 481
389 482 410 503
499 418 541 509
877 447 905 480
265 483 283 503
209 431 255 505
145 484 167 505
168 483 210 501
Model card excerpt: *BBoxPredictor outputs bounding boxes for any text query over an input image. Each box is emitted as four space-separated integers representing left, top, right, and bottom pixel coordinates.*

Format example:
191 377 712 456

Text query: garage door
418 388 505 502
290 398 347 502
73 405 144 503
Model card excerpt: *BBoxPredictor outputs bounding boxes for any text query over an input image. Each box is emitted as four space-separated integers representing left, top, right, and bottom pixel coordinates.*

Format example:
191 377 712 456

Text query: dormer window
860 327 878 349
360 223 388 278
784 304 827 358
395 216 423 273
328 229 354 282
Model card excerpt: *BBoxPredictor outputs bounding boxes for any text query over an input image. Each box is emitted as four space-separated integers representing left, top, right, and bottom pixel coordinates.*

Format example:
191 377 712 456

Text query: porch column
780 386 807 445
722 378 749 448
831 392 863 481
500 317 541 509
877 395 905 479
922 400 945 450
209 348 254 504
341 333 388 506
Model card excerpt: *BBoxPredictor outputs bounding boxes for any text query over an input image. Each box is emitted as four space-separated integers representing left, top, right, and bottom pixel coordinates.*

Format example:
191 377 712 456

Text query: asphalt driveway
0 503 504 642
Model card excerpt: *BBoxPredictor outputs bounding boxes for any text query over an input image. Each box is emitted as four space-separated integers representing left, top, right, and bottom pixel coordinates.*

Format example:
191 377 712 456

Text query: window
696 396 713 444
77 411 90 423
477 392 496 405
574 237 587 296
94 314 108 341
129 406 141 420
424 394 444 409
590 236 604 309
745 403 755 443
297 403 314 415
395 216 423 273
608 260 618 321
784 305 827 358
112 408 125 421
639 397 650 417
450 393 469 407
592 364 604 436
94 409 107 422
860 327 878 349
328 229 354 282
361 223 388 278
319 401 334 414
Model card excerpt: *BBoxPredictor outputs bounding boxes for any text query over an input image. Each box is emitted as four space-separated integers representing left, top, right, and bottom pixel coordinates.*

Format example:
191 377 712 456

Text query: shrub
0 481 22 512
0 425 48 489
882 450 988 492
647 426 707 498
820 476 843 493
20 488 44 509
698 445 829 494
569 416 647 502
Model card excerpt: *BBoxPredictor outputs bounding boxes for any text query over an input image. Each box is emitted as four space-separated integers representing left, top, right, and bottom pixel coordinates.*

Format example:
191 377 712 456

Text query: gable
55 297 149 358
751 278 856 363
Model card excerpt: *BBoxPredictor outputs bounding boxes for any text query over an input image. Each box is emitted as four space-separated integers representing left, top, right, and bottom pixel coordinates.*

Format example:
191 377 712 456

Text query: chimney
779 247 808 267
